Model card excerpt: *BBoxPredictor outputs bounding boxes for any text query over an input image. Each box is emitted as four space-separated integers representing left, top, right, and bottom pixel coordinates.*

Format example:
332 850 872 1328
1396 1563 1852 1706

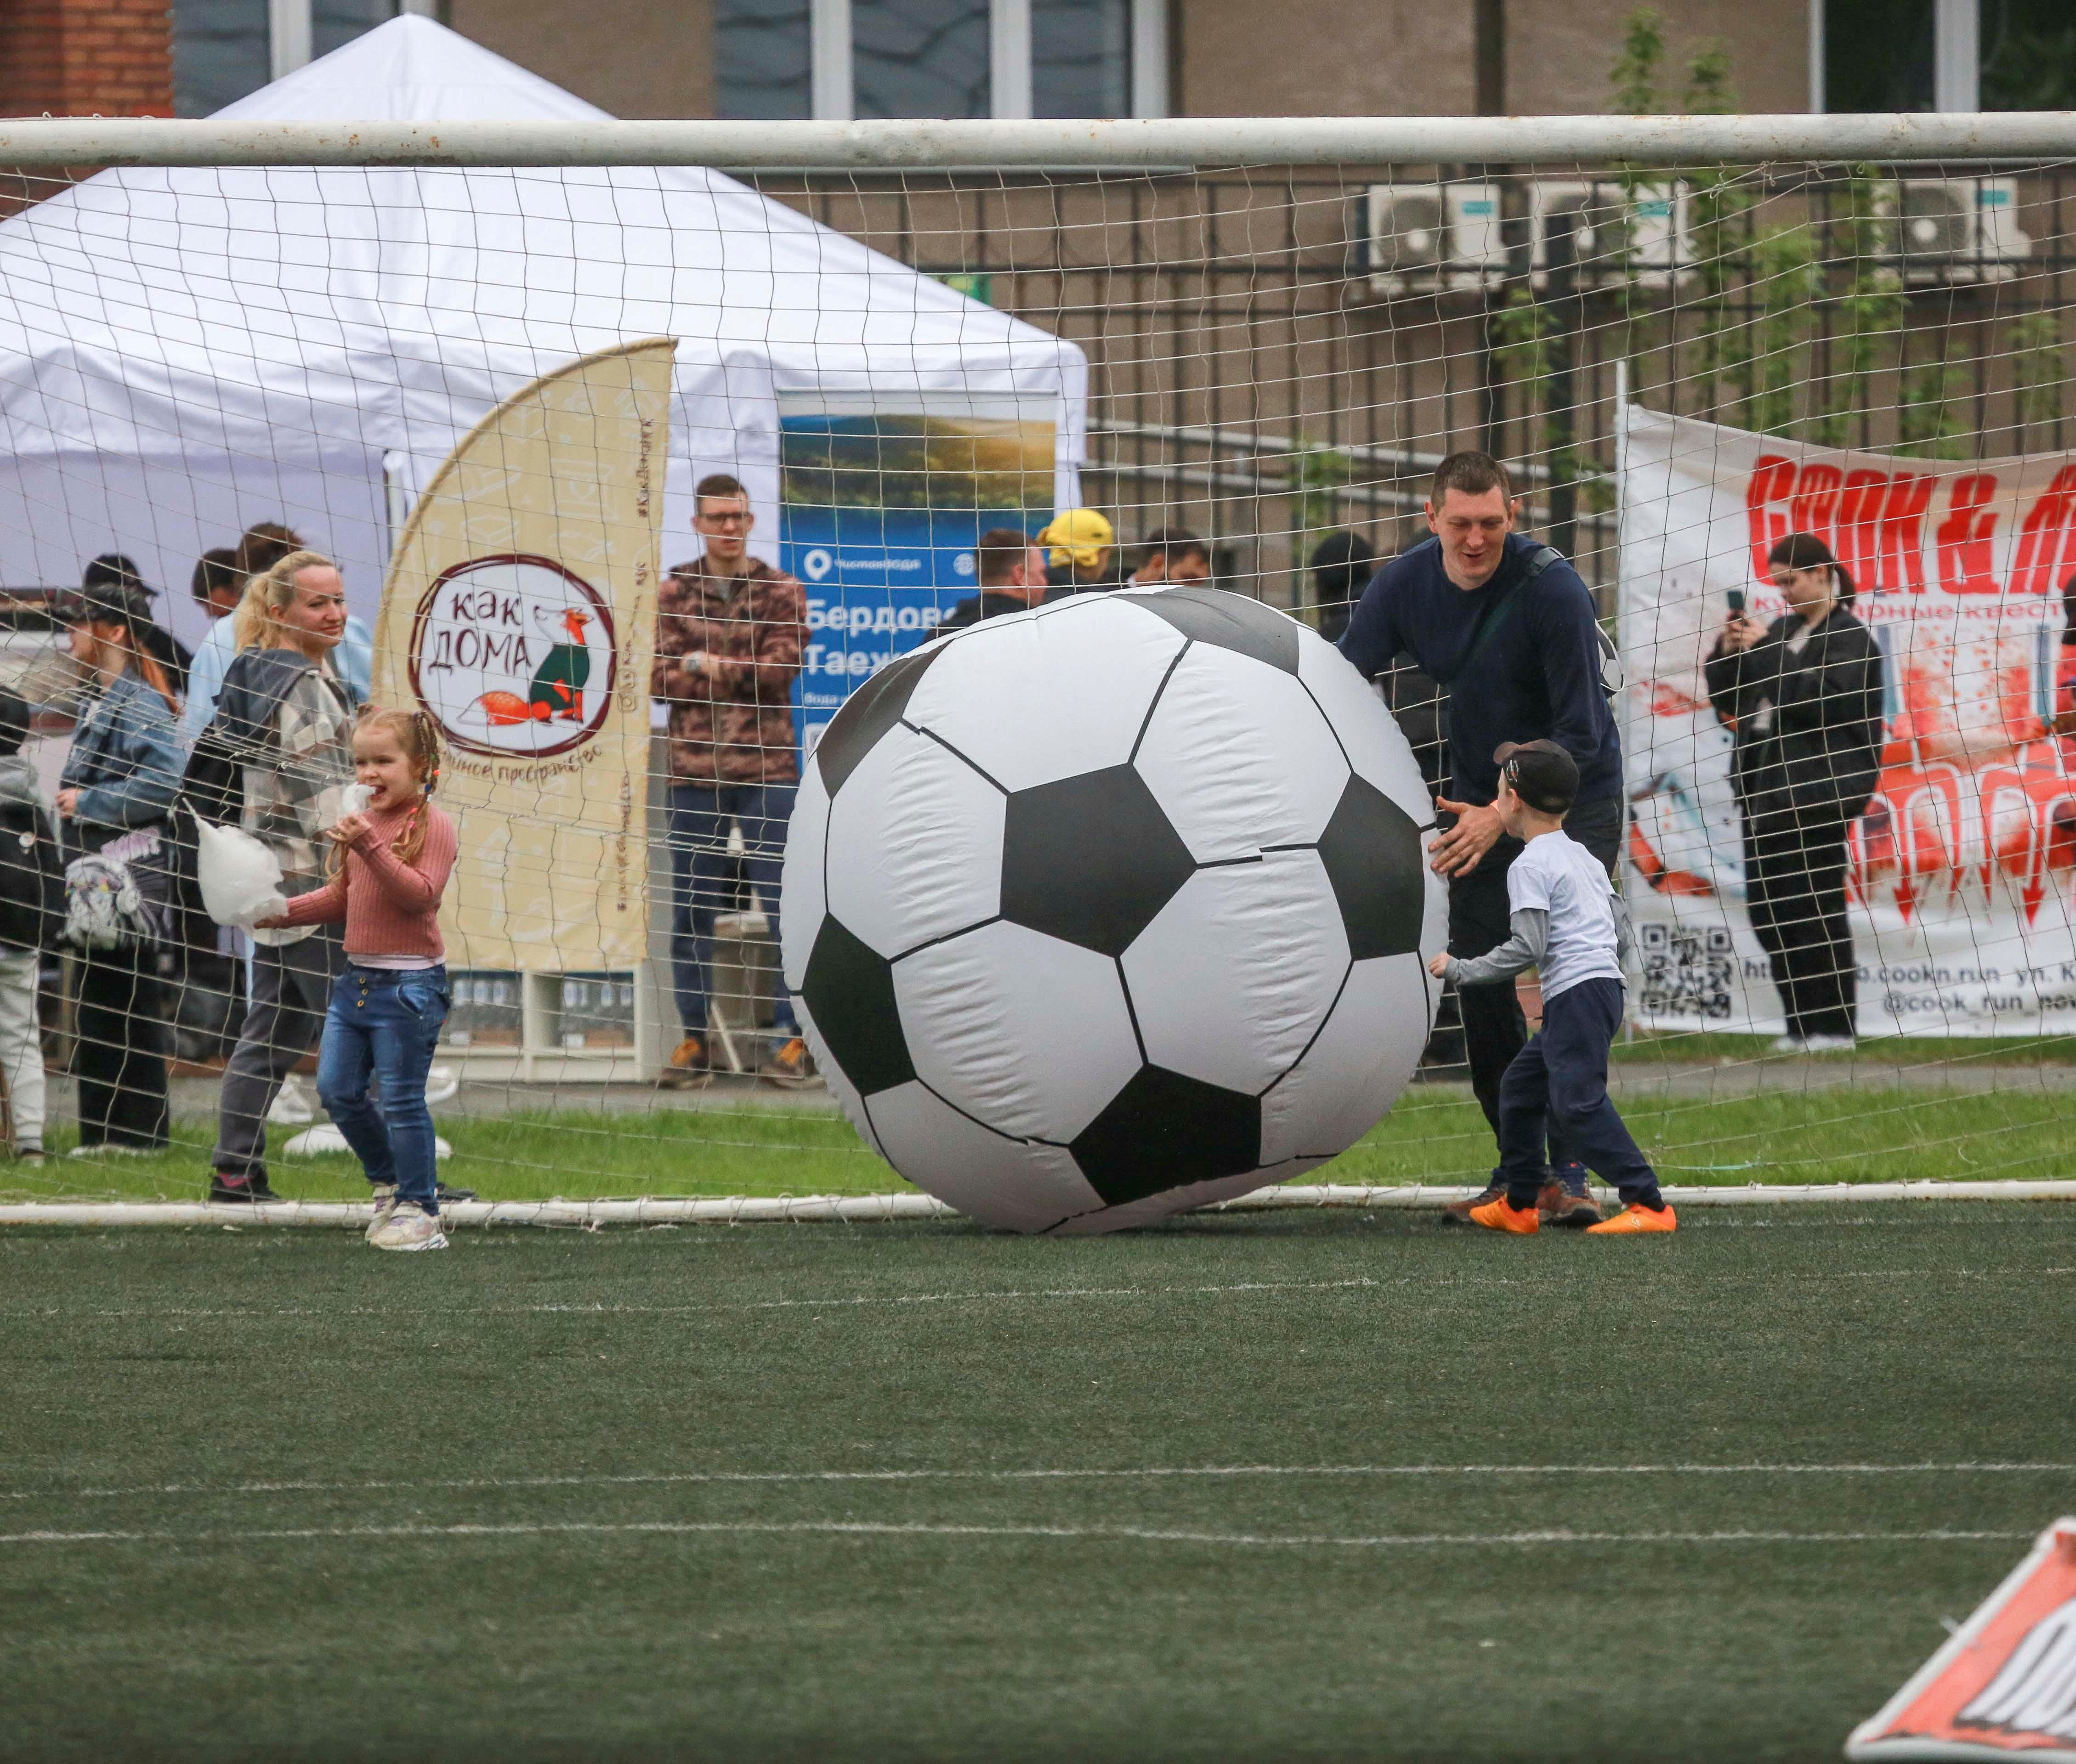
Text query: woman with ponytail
52 580 185 1152
1705 531 1887 1052
257 707 459 1251
201 548 358 1202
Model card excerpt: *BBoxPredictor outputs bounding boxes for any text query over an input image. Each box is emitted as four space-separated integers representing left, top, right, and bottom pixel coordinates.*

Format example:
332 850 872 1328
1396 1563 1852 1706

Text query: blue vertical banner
777 397 1056 757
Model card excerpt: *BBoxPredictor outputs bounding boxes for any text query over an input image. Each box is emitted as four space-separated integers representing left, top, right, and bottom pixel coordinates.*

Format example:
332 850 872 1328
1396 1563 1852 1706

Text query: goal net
0 105 2071 1219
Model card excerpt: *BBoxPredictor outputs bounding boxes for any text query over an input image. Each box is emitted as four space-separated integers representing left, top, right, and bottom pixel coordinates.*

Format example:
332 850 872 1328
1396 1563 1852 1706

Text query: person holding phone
1704 533 1886 1052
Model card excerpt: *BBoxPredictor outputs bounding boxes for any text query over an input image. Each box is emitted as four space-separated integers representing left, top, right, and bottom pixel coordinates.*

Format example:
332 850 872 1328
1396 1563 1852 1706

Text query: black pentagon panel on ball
799 916 915 1096
1118 586 1300 675
1068 1065 1262 1208
812 645 943 798
1316 774 1427 961
1000 765 1196 958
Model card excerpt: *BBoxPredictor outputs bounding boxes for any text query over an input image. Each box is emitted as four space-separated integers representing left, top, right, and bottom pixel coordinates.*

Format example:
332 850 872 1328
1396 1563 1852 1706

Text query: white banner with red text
1617 403 2076 1036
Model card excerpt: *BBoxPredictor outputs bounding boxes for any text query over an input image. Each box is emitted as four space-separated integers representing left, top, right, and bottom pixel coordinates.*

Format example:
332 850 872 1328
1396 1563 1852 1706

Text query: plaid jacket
652 556 807 786
237 662 357 949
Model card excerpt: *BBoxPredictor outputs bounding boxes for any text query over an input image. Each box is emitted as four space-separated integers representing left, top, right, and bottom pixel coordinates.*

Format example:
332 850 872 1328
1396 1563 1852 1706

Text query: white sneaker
1800 1034 1857 1053
368 1204 447 1253
65 1143 104 1160
268 1075 316 1126
364 1182 398 1241
1769 1035 1806 1053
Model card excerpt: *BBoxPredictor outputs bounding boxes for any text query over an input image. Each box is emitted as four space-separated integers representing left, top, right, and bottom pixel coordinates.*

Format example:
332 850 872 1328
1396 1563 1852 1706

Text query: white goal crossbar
0 113 2074 170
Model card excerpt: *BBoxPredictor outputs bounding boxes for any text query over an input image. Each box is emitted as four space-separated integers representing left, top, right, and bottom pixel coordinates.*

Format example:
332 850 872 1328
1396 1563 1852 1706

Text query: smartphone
1726 588 1747 616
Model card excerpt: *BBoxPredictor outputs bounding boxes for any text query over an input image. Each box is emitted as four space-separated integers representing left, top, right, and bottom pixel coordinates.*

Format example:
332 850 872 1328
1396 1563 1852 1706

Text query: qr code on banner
1637 923 1735 1020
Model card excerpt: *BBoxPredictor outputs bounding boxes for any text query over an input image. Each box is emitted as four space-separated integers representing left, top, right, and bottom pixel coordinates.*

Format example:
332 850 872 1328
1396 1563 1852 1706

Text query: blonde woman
199 549 359 1203
53 581 184 1153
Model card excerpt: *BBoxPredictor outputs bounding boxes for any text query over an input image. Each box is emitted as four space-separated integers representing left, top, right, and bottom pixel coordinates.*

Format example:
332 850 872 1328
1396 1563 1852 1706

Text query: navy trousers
1451 793 1623 1183
1495 977 1659 1208
667 781 799 1044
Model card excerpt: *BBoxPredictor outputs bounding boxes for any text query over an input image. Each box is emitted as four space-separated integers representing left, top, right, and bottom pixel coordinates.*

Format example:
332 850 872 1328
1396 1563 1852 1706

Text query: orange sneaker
1468 1196 1540 1234
659 1034 717 1090
1586 1202 1678 1235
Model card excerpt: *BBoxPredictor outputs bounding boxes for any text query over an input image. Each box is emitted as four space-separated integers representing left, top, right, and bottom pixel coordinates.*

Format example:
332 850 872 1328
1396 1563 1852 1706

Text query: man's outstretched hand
1429 796 1503 876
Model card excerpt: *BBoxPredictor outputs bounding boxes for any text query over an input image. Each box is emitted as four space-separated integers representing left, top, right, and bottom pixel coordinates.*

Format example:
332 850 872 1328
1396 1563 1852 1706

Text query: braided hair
342 704 443 871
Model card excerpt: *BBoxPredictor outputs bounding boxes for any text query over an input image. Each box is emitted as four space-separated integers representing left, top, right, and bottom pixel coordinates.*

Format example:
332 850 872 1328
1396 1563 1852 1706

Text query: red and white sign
1848 1519 2076 1760
1619 406 2076 1037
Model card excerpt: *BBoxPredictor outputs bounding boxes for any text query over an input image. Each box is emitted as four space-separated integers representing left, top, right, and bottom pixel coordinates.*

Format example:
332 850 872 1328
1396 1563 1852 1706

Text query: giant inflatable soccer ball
780 587 1446 1233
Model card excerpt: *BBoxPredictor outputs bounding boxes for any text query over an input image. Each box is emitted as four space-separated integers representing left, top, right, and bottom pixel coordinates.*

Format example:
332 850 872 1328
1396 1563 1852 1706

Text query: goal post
0 100 2072 1217
0 111 2075 169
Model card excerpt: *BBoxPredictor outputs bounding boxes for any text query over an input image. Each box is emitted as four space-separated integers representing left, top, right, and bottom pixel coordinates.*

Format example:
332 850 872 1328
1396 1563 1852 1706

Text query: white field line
6 1463 2073 1504
7 1264 2068 1324
0 1520 2034 1549
3 1179 2074 1228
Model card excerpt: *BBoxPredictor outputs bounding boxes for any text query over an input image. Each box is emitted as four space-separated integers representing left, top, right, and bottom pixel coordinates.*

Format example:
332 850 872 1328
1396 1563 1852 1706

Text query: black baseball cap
1492 739 1578 814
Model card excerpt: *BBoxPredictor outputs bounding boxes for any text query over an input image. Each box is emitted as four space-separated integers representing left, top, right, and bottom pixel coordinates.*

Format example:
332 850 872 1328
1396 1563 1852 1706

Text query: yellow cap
1037 508 1115 571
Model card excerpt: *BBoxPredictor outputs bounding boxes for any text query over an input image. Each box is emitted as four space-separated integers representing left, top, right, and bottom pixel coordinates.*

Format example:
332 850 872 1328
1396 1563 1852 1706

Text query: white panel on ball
1256 951 1435 1165
1132 643 1350 862
1048 1169 1281 1235
863 1080 1105 1233
823 722 1005 959
1121 849 1351 1096
780 761 832 993
1295 638 1435 819
901 597 1186 792
1418 828 1448 962
892 920 1142 1142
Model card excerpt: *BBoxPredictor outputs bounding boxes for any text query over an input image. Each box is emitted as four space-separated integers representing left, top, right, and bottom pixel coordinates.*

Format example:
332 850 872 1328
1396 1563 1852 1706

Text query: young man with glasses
653 474 813 1087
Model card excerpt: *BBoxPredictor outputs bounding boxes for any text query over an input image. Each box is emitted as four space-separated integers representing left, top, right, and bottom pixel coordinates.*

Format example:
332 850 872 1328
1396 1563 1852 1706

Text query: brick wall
0 0 174 118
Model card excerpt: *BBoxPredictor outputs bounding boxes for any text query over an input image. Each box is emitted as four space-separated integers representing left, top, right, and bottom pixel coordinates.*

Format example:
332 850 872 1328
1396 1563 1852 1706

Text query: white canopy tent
0 16 1088 650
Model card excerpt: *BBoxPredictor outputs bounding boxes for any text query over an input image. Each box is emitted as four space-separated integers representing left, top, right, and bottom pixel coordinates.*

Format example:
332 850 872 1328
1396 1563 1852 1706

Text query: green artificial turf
6 1081 2070 1205
1609 1031 2076 1066
2 1204 2073 1761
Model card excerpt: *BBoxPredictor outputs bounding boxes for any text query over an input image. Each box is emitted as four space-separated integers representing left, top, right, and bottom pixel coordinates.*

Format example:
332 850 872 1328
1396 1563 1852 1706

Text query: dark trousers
212 932 343 1182
1497 978 1658 1208
1449 793 1623 1174
667 782 799 1043
76 942 170 1150
1742 806 1858 1042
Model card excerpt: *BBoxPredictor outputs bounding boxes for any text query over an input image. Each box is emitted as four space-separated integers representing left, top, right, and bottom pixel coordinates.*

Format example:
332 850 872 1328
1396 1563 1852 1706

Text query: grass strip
3 1084 2068 1205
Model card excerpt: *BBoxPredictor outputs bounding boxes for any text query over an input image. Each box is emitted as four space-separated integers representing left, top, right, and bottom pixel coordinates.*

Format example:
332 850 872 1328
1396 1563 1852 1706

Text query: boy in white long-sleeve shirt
1430 739 1675 1236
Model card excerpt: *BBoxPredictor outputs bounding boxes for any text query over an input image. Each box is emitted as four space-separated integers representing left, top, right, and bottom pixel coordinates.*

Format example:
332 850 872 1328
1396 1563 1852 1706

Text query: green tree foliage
1610 8 1666 115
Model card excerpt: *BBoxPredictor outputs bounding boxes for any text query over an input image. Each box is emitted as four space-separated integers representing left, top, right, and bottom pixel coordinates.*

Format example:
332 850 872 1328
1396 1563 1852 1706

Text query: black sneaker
434 1180 476 1204
209 1172 284 1204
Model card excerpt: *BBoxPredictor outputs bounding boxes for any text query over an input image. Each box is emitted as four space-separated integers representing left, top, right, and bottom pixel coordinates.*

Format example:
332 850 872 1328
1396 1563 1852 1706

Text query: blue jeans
667 782 799 1046
1495 977 1660 1210
316 964 450 1212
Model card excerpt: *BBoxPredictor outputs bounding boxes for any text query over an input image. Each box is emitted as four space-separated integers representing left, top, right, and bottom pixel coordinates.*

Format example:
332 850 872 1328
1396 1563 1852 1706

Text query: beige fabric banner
373 338 675 970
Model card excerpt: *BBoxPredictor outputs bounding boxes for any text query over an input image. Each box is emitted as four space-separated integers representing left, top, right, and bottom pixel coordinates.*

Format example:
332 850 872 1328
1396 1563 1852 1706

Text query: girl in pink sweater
259 707 459 1252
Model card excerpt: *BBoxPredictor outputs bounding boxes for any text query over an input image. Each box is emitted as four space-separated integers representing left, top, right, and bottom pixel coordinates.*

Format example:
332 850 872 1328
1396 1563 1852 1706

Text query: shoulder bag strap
1431 546 1560 688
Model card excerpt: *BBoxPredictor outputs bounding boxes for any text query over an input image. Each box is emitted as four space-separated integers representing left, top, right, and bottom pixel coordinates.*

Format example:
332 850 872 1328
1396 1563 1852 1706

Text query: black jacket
0 757 62 952
1703 603 1885 824
934 590 1036 634
1339 533 1621 807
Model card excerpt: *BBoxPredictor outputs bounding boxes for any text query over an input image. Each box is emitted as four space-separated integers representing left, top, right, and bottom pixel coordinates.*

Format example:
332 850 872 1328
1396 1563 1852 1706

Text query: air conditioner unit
1529 180 1692 289
1883 177 2033 283
1365 182 1506 296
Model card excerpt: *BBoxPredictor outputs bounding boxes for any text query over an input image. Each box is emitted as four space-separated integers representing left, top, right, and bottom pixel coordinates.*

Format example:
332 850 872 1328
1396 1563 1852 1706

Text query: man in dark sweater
933 529 1046 633
1339 451 1622 1226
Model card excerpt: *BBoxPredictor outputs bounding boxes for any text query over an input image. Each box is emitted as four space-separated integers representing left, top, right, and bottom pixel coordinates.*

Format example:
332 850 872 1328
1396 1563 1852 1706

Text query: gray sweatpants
212 930 343 1183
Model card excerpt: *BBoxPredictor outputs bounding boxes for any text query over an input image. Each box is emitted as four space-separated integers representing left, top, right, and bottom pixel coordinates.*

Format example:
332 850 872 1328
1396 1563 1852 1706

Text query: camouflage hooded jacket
652 557 807 786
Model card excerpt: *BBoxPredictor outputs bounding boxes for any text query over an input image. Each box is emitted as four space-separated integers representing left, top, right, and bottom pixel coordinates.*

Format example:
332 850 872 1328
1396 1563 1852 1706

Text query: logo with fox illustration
408 555 618 759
